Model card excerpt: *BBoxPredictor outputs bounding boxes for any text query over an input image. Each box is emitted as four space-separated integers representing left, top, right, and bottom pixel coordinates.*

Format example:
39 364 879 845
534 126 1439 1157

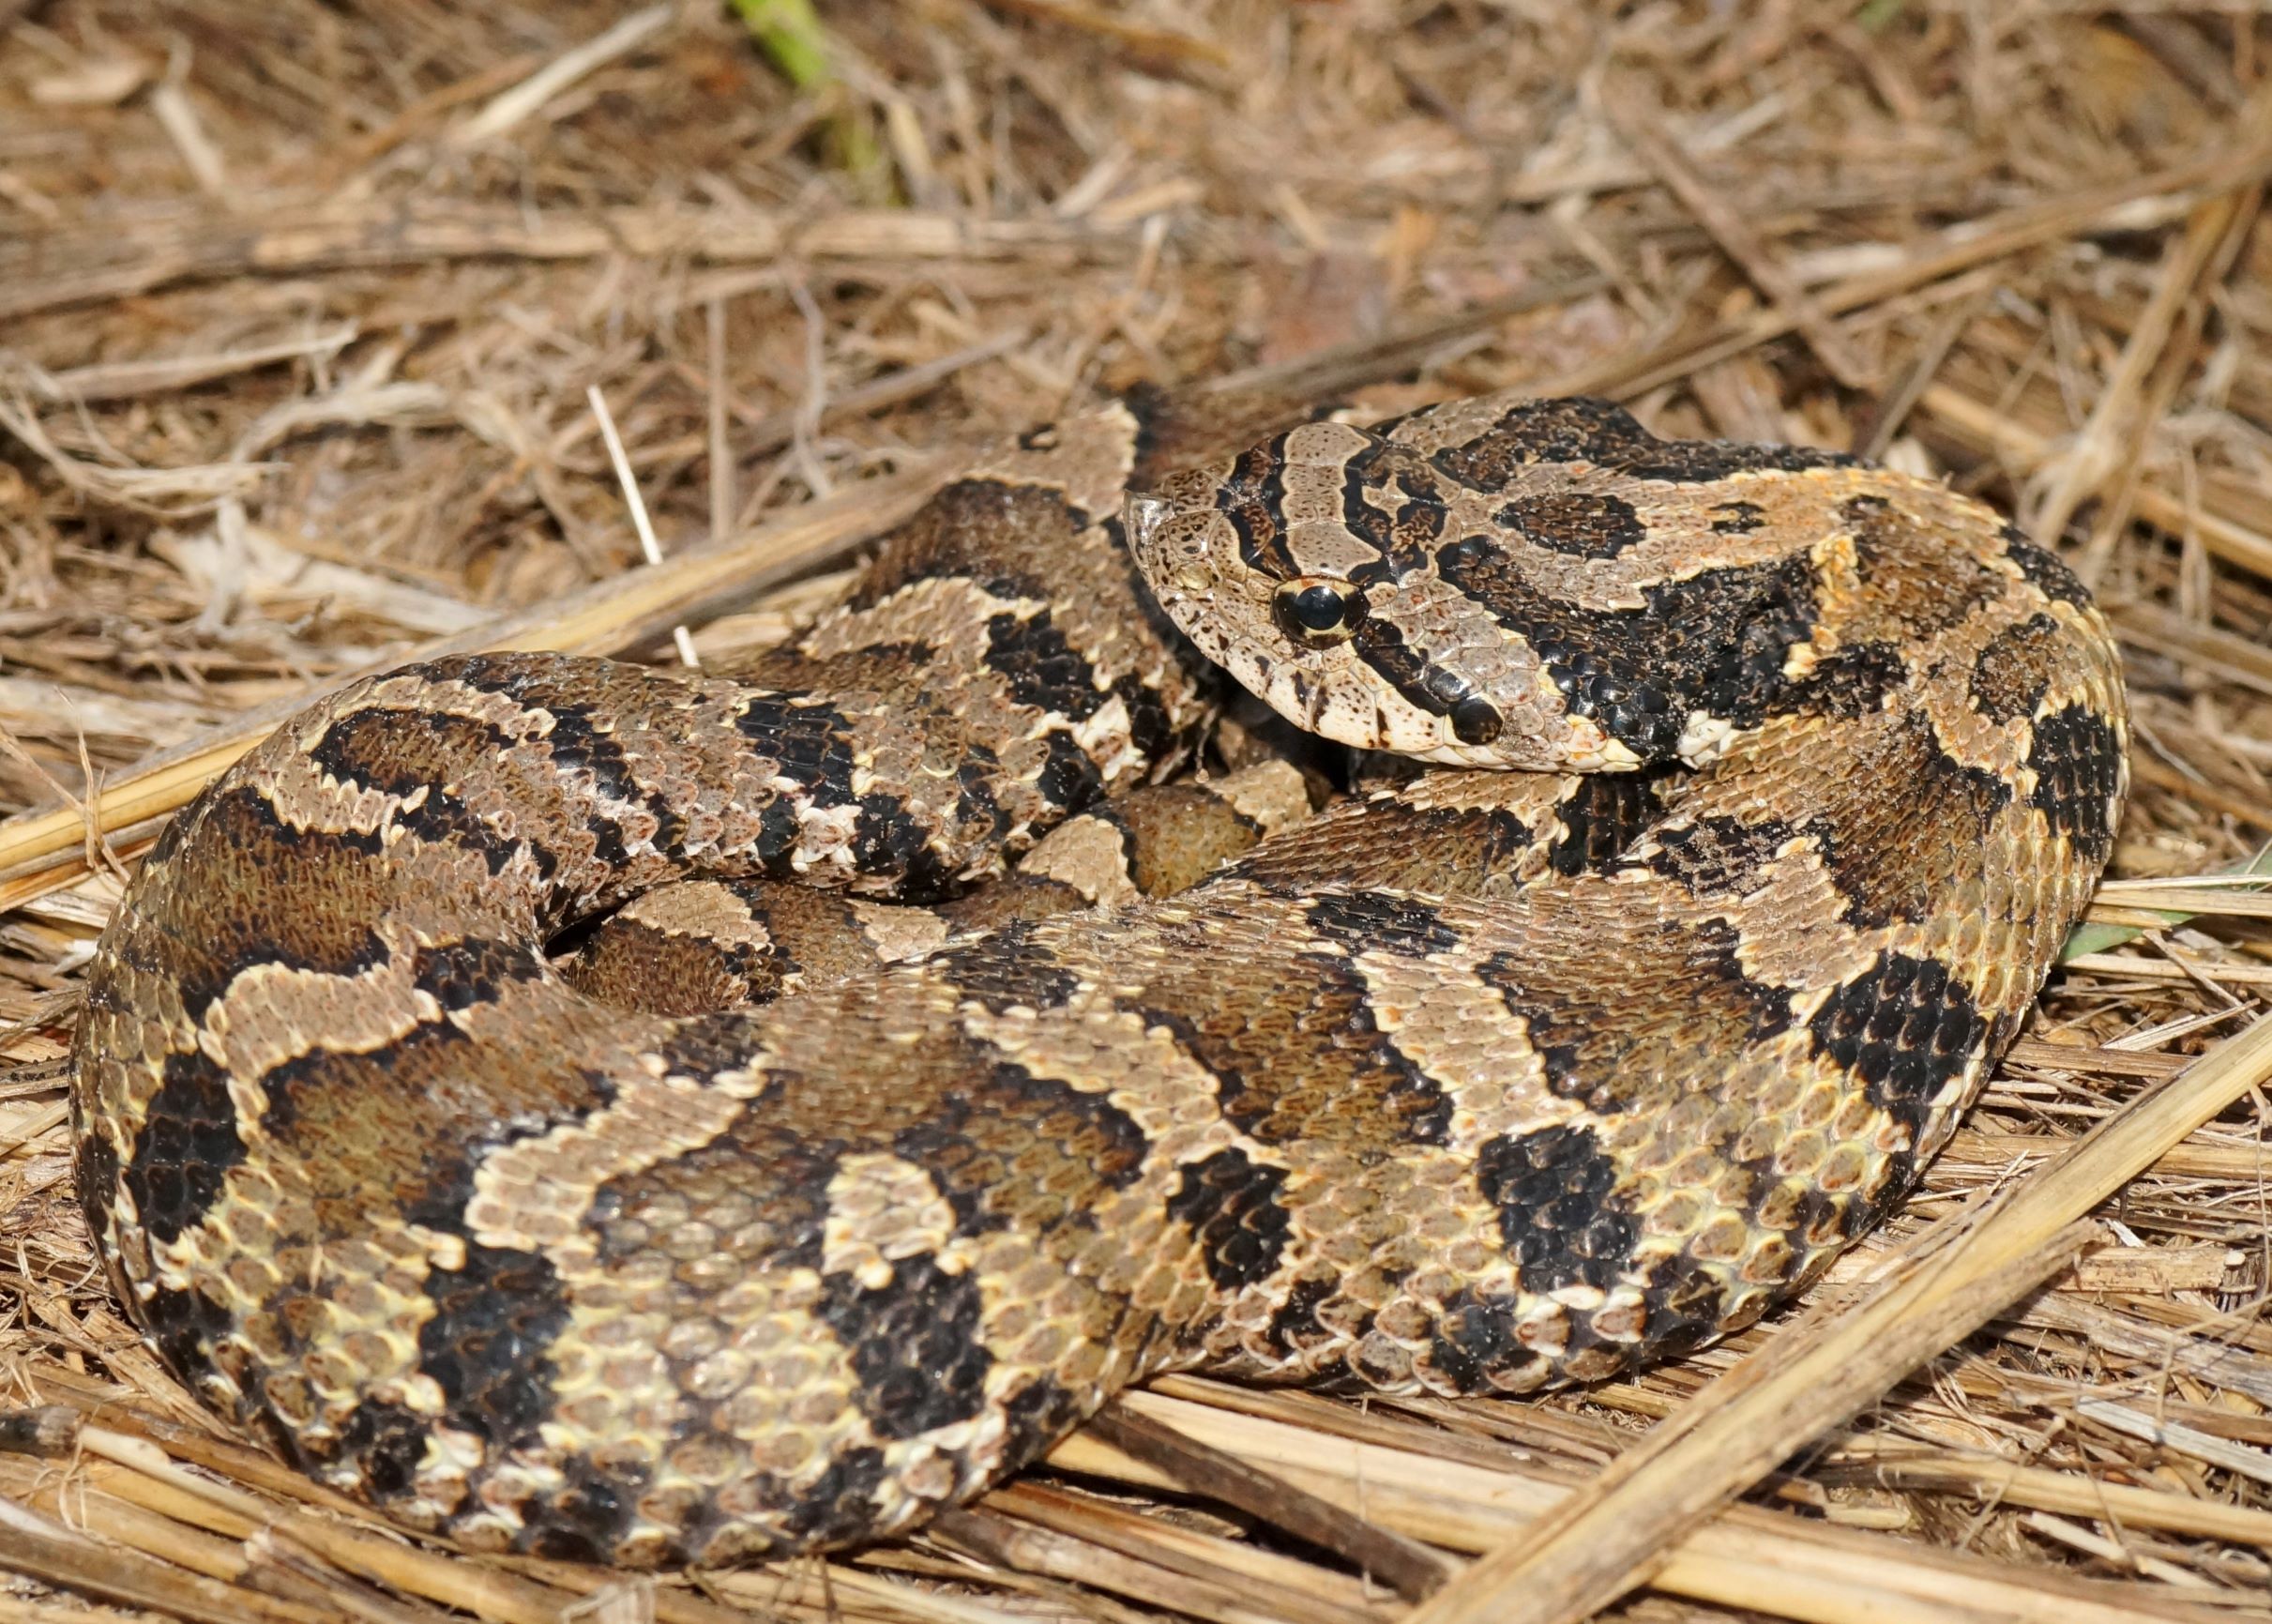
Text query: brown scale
73 391 2127 1567
555 762 1316 1012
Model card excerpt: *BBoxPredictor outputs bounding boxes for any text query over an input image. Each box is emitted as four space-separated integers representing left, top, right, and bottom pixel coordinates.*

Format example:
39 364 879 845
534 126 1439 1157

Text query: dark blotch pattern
983 609 1104 721
1808 951 1987 1156
1144 952 1454 1148
779 1447 888 1545
521 1457 640 1560
136 1280 236 1392
310 706 527 870
1427 398 1851 490
146 785 387 1024
1647 815 1797 896
1473 1123 1640 1295
1267 1275 1340 1358
1033 728 1106 813
418 1242 573 1451
1437 538 1821 760
849 478 1071 602
1426 1289 1543 1391
123 1048 244 1247
927 918 1083 1013
1303 890 1461 956
413 937 545 1014
819 1254 993 1440
1968 615 2061 725
2003 530 2092 607
541 708 681 859
1709 500 1765 534
1164 1147 1292 1292
1492 491 1646 558
851 794 955 898
1547 770 1674 875
1628 1249 1733 1361
735 697 859 817
1807 712 2013 930
894 1056 1151 1237
996 1375 1089 1472
1480 918 1794 1110
332 1399 432 1500
2025 703 2123 867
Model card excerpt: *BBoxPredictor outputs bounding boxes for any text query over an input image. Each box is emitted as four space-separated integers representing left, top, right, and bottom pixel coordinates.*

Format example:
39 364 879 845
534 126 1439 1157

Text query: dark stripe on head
1218 437 1296 579
1437 538 1822 760
1339 442 1450 579
1492 491 1646 558
1349 615 1485 723
1427 397 1853 491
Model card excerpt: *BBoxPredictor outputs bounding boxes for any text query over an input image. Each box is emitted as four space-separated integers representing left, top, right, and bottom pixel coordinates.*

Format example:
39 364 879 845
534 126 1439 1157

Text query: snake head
1124 420 1644 772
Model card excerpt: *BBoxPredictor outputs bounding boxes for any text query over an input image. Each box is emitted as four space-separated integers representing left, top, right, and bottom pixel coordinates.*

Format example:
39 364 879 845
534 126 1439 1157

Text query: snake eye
1272 578 1370 647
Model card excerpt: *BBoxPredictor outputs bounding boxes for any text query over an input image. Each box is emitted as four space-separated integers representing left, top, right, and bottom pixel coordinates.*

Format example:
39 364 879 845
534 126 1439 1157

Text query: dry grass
3 3 2272 1621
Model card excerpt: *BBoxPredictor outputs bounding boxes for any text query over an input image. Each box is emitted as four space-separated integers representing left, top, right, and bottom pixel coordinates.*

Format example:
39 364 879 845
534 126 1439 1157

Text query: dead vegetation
4 2 2272 1620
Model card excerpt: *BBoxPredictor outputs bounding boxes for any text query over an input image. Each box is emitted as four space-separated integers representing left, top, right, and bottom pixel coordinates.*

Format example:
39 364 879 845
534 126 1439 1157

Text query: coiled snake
71 388 2127 1565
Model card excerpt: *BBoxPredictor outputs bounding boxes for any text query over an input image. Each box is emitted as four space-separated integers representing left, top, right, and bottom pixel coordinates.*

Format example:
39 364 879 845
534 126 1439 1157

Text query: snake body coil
71 391 2127 1564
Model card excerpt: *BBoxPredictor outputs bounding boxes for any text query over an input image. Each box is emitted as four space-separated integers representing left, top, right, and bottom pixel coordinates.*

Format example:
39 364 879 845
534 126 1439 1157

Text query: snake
69 387 2128 1566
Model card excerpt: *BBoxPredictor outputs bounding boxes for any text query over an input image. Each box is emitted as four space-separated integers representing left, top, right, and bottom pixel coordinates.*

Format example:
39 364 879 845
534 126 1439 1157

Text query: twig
1085 1402 1450 1602
447 4 674 147
586 385 697 668
0 463 947 904
1605 98 1871 390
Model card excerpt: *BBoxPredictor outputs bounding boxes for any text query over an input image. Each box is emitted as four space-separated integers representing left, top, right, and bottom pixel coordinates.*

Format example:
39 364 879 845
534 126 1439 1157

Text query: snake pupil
1273 578 1368 646
1449 694 1504 746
